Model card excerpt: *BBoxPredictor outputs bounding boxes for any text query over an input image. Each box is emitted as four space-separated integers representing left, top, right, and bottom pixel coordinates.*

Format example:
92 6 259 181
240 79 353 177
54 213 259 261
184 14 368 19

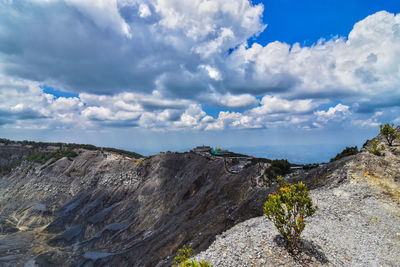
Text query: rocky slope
1 129 400 267
0 141 270 266
193 131 400 266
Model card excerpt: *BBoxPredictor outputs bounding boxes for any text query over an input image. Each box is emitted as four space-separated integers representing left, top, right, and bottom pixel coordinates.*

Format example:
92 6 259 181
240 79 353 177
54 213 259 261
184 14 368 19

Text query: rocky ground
193 136 400 266
0 142 270 266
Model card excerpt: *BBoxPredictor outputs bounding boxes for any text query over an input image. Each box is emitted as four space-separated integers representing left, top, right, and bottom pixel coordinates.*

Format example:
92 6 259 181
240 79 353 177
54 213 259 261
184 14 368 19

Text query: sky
0 0 400 163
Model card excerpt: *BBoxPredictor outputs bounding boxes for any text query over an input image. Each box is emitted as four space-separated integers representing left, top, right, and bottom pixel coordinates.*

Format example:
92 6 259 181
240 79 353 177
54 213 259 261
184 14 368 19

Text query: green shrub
172 245 213 267
48 149 78 165
380 123 399 146
368 139 385 156
180 260 213 267
25 148 78 165
25 152 51 164
172 245 193 267
330 146 358 162
264 176 317 251
265 159 291 180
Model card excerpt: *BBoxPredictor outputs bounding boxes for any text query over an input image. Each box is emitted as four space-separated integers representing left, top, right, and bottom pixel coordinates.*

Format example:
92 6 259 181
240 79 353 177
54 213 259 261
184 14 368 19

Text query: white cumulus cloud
315 104 350 123
138 3 151 18
250 96 318 115
0 2 399 133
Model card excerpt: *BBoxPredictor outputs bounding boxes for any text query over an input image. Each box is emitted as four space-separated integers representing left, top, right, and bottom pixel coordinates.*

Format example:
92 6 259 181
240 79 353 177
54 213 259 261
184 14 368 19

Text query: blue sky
41 85 79 99
253 0 400 45
0 0 399 163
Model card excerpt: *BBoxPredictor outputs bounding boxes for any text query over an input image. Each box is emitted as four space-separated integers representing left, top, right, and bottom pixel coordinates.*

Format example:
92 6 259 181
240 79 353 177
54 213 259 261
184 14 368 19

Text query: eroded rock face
0 144 270 266
301 128 400 207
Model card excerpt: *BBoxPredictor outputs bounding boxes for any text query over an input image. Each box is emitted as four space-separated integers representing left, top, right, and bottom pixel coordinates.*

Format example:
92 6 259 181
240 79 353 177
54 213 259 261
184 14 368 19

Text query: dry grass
362 170 400 207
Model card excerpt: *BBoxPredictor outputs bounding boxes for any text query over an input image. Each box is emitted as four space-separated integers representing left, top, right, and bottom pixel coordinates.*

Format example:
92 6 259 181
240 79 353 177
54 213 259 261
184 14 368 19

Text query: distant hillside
0 138 144 159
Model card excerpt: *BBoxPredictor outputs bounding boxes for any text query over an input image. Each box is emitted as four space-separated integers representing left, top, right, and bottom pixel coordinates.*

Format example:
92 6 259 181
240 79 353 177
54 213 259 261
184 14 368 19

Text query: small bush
380 123 399 146
172 245 213 267
172 245 193 267
264 176 317 251
368 139 385 156
180 260 213 267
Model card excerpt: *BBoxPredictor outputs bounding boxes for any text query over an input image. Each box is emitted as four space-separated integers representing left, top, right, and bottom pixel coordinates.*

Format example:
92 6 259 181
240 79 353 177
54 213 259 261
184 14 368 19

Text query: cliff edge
0 142 269 266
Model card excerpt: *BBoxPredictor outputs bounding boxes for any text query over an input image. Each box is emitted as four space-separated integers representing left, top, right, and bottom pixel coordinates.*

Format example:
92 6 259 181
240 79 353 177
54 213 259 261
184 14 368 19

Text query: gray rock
193 130 400 266
0 142 269 266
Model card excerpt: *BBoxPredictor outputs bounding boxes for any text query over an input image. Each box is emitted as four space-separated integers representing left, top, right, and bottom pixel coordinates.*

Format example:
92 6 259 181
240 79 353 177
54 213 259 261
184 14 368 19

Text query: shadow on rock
273 235 329 265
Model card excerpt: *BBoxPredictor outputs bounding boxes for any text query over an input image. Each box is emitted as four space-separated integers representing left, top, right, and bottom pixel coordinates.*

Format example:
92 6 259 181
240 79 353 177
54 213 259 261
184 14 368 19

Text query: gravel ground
192 173 400 266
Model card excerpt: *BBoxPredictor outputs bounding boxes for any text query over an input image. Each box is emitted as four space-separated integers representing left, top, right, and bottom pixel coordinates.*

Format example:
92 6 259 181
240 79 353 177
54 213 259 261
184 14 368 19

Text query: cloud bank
0 0 399 132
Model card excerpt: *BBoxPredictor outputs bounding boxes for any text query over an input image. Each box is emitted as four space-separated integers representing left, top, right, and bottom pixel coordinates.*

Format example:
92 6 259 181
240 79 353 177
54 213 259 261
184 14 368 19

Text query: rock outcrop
0 142 269 266
192 130 400 266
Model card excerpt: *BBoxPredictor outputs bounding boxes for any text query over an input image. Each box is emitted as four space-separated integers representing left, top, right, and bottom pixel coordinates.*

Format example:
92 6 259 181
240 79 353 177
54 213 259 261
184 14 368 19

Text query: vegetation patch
368 139 385 156
264 159 291 180
25 149 78 165
0 138 143 159
0 160 22 175
172 245 213 267
102 147 143 159
179 260 212 267
330 146 358 162
264 176 318 251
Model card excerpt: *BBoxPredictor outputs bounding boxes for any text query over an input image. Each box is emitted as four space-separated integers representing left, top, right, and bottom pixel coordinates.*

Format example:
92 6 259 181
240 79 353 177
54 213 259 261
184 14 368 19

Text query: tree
380 123 399 146
264 176 317 251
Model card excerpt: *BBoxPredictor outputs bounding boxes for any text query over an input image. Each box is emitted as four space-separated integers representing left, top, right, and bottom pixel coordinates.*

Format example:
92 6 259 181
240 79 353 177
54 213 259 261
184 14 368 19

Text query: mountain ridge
0 141 269 266
0 129 399 266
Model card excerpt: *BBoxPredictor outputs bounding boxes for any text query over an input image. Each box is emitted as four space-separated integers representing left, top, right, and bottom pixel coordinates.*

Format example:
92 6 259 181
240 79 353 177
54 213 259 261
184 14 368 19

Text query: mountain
1 128 399 266
0 140 269 266
192 129 400 266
